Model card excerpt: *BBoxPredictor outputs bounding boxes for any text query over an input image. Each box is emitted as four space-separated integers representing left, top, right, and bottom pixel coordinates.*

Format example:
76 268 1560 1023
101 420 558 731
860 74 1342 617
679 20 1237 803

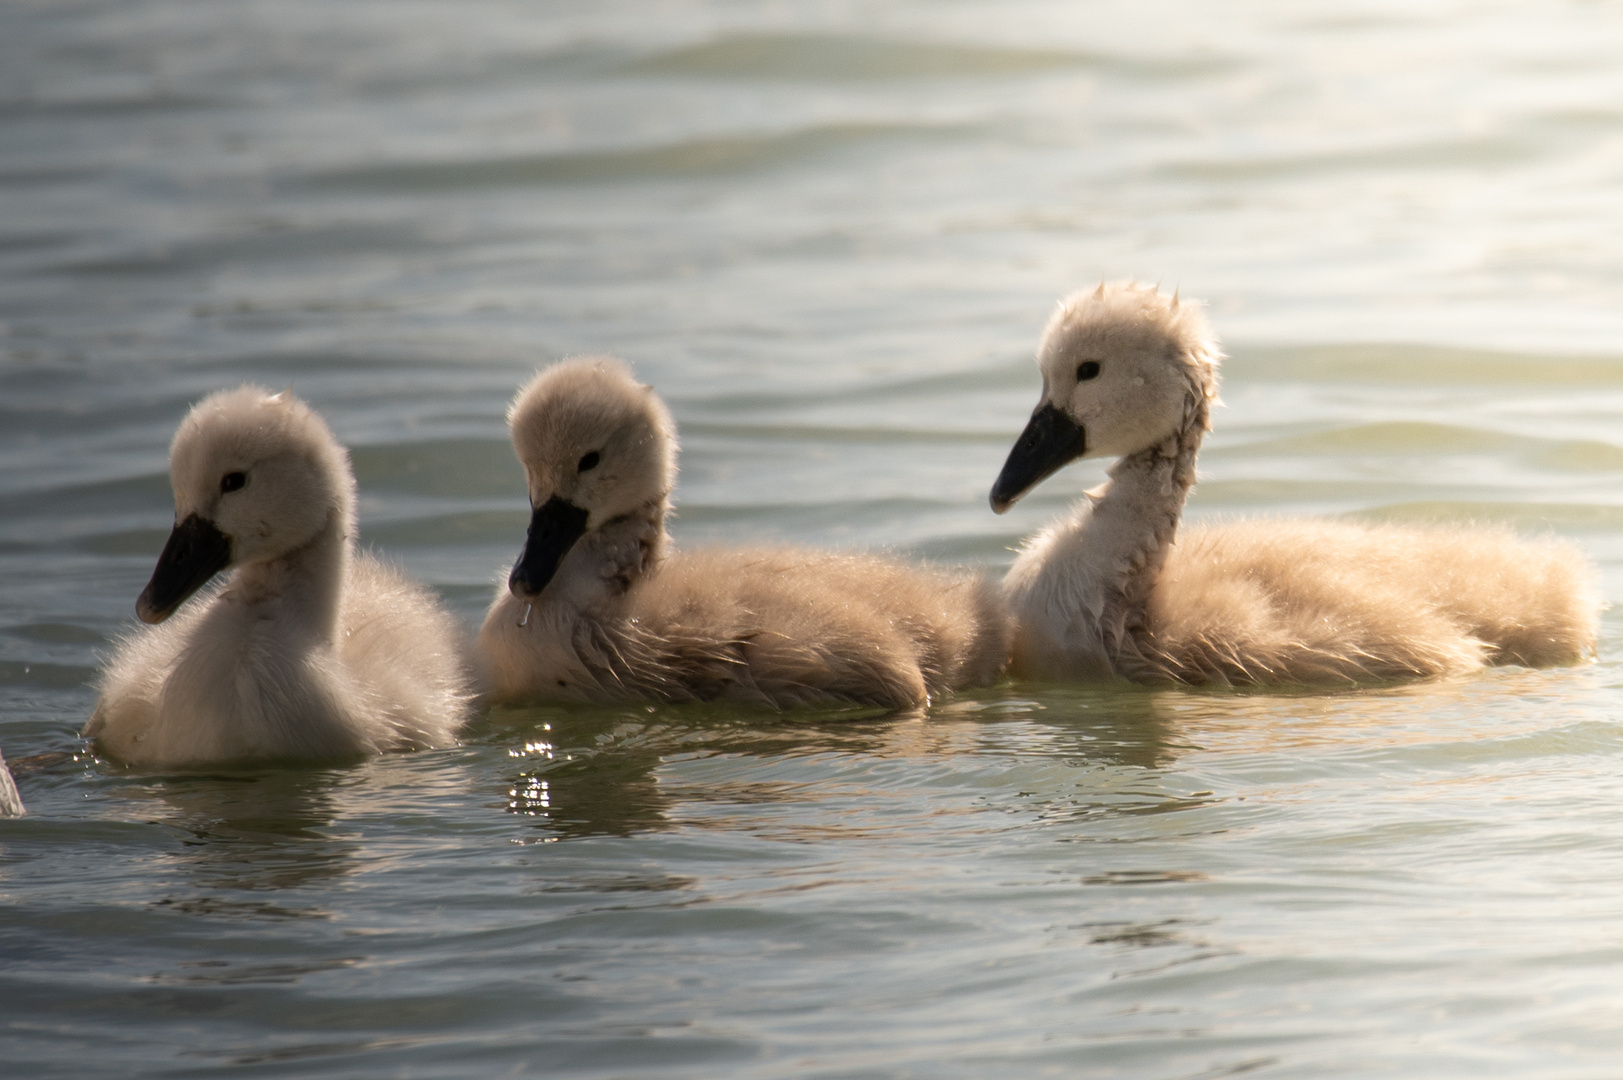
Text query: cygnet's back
1146 518 1596 684
476 358 1010 710
89 387 473 766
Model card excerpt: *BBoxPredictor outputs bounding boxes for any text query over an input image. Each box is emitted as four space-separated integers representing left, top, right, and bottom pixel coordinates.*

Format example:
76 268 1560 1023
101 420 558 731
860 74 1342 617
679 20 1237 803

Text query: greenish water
7 1 1623 1076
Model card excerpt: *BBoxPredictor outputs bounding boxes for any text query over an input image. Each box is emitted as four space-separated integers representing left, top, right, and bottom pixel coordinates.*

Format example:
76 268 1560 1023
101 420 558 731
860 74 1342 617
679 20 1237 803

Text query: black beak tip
135 513 232 626
507 495 591 601
988 405 1087 515
506 568 539 599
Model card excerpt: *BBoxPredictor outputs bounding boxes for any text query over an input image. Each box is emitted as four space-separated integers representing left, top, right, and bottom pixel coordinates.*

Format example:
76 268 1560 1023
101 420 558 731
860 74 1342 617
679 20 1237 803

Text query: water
6 0 1623 1075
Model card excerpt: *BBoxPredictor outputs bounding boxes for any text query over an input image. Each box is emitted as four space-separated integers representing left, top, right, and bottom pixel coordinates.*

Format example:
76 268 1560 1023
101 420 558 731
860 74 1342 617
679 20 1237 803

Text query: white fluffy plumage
0 749 22 816
991 282 1600 686
88 387 474 766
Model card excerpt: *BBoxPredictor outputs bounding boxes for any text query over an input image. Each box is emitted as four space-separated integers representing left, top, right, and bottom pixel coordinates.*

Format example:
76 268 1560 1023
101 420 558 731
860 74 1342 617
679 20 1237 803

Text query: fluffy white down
0 749 22 816
87 386 474 766
996 282 1601 686
476 358 1011 710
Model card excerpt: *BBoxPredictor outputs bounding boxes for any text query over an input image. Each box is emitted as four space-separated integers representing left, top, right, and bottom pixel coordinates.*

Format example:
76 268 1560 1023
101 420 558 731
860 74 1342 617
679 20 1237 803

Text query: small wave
1227 422 1623 473
681 421 1007 446
301 121 974 191
6 622 106 647
1159 133 1537 183
1230 343 1623 386
361 510 528 548
0 162 102 188
75 527 169 557
55 223 446 279
0 471 170 523
349 439 521 499
1349 500 1623 531
0 93 220 119
680 358 1035 414
0 660 97 689
621 32 1106 81
1235 421 1524 457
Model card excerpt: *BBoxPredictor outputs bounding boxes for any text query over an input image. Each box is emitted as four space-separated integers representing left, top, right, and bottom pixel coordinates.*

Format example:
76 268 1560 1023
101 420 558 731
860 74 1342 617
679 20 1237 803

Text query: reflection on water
495 707 675 840
489 691 1202 845
127 770 357 910
487 668 1611 854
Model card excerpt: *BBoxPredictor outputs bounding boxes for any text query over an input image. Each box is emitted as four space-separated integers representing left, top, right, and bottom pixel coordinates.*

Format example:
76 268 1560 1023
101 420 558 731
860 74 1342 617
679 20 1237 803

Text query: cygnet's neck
556 495 669 610
1088 396 1206 672
224 507 352 641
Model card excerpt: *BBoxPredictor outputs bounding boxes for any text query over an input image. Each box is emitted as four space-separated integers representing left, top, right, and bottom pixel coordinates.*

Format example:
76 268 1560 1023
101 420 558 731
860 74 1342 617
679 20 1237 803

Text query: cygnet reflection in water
493 692 1186 843
140 770 358 908
477 357 1011 710
990 282 1600 687
88 387 475 767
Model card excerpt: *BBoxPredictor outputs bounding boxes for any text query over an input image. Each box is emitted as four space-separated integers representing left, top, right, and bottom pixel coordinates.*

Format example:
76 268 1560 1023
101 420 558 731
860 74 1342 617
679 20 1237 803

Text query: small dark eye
577 451 601 473
1077 361 1101 382
220 471 247 493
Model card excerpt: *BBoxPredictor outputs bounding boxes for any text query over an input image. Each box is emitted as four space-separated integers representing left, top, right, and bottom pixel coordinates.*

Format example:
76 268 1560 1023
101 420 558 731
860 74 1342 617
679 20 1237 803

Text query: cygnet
477 358 1010 709
990 282 1600 686
88 387 474 766
0 749 22 816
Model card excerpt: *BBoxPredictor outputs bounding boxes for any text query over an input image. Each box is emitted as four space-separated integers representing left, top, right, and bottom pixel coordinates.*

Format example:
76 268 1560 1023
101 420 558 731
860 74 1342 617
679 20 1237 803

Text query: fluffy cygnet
477 358 1010 709
88 387 474 766
990 282 1600 686
0 749 22 816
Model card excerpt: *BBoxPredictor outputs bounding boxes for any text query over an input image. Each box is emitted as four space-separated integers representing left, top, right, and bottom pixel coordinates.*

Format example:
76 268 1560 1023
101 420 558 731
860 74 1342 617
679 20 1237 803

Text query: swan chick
0 749 22 816
88 387 474 766
990 282 1600 686
477 358 1010 709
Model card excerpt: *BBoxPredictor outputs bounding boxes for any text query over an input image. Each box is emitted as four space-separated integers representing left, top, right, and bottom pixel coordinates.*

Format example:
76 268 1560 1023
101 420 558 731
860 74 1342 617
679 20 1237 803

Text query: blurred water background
7 1 1623 1076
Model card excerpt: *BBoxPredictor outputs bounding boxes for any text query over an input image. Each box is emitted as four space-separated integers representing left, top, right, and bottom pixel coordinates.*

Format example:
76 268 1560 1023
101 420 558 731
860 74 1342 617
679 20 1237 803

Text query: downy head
989 281 1221 513
504 357 676 599
137 387 355 623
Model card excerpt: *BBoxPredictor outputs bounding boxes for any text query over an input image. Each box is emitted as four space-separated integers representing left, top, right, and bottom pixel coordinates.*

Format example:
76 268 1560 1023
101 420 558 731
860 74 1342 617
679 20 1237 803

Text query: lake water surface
8 1 1623 1076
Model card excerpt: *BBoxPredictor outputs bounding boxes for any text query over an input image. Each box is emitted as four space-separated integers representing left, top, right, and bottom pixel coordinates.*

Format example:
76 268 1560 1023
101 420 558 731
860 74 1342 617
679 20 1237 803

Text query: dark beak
136 513 234 624
509 495 591 599
989 403 1087 514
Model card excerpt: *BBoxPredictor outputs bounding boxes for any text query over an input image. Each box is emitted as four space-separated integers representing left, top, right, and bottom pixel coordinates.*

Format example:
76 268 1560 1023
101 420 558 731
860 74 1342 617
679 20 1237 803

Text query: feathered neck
605 495 671 596
222 505 352 641
565 493 671 609
1092 383 1210 677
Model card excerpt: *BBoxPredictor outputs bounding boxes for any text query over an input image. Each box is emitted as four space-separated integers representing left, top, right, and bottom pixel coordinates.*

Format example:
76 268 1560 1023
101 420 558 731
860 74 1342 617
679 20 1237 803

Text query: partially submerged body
89 387 473 768
1008 510 1596 686
482 545 1008 709
477 358 1011 710
992 282 1599 687
92 553 471 765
